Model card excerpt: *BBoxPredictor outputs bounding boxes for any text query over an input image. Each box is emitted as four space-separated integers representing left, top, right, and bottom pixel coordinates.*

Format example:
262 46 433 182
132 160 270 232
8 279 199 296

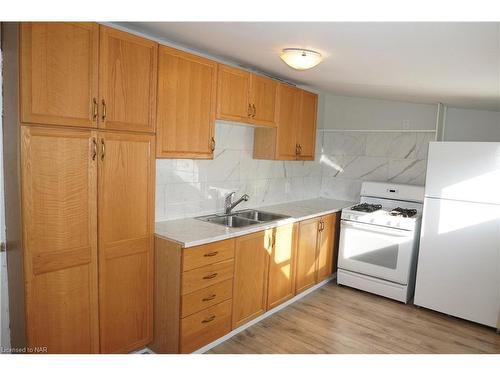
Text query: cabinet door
98 131 155 353
232 231 271 328
99 26 158 133
156 46 217 158
267 223 298 309
21 126 99 353
250 74 278 127
276 84 301 160
297 90 318 160
20 22 99 128
216 64 251 122
295 217 320 294
316 213 339 282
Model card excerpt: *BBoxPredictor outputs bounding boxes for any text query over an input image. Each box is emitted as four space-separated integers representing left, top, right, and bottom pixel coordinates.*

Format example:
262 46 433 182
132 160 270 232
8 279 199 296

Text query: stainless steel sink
196 209 291 228
203 215 259 228
232 210 290 222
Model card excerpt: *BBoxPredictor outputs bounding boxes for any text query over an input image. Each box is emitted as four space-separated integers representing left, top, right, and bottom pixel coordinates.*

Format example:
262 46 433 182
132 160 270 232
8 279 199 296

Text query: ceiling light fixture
280 48 322 70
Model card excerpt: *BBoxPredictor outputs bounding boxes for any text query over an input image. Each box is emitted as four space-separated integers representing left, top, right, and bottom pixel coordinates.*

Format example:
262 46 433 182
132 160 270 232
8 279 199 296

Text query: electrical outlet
402 120 410 130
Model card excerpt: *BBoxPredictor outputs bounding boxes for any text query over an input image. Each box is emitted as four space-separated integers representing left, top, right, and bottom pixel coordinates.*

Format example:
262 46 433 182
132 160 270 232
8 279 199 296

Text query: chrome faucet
224 192 250 214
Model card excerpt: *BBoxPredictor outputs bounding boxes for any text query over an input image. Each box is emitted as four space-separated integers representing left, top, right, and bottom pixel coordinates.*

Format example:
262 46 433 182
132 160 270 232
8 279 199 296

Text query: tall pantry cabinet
3 22 156 353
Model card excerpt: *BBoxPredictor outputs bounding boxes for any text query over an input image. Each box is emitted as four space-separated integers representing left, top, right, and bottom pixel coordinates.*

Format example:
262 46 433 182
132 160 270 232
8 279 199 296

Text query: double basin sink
196 209 291 228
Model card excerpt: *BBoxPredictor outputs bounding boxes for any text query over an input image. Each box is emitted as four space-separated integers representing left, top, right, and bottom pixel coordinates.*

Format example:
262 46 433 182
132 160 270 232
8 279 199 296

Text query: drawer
181 279 233 318
182 259 234 295
180 299 232 353
183 239 235 272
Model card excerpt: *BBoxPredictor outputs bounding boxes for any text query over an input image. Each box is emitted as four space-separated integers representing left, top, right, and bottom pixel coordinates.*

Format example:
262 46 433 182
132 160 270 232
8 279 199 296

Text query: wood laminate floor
209 281 500 354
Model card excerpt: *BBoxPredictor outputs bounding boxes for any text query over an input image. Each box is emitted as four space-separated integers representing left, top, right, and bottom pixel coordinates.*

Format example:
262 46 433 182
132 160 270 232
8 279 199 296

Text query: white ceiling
118 22 500 111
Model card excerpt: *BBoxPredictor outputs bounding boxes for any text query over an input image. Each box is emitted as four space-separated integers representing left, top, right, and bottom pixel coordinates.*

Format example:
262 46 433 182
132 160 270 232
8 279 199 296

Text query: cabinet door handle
92 98 98 121
201 315 216 324
202 294 217 302
210 137 216 152
204 251 218 257
203 273 218 280
298 144 302 155
101 99 107 121
252 104 256 118
295 143 300 155
91 138 97 161
100 139 105 161
248 103 252 117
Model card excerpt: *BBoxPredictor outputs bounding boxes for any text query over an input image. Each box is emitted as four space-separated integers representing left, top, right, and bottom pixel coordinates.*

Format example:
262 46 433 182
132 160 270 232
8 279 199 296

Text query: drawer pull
201 315 216 324
203 273 218 280
204 251 219 257
202 294 217 302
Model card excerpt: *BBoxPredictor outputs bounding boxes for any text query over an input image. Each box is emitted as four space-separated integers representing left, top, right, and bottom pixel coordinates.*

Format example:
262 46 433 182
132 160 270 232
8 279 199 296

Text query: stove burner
351 203 382 213
389 207 417 218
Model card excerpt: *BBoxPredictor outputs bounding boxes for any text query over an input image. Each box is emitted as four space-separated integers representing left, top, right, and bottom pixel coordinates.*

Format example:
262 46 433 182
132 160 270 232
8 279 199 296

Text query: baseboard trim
191 274 336 354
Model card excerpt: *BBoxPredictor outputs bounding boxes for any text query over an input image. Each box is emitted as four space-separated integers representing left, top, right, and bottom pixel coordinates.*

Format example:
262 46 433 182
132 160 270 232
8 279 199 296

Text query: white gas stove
337 181 425 303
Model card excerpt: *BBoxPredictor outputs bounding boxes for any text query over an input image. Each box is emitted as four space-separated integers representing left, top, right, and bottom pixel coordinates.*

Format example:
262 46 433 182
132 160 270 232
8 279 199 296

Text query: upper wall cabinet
20 22 99 128
216 65 278 127
296 90 318 160
20 23 158 134
156 46 218 159
253 83 318 161
249 74 279 127
99 26 158 133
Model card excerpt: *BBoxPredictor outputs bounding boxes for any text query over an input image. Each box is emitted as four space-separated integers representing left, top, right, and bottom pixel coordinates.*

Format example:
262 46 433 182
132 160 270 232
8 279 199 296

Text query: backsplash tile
156 121 435 221
320 130 434 201
156 121 324 221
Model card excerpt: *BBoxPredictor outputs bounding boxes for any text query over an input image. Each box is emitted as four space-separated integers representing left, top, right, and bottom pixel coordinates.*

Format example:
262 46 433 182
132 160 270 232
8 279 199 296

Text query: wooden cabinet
151 237 235 354
97 131 155 353
316 213 340 282
99 26 158 133
20 23 157 134
253 84 318 161
20 126 99 353
156 46 217 158
217 64 278 127
250 74 279 127
295 214 339 293
20 22 99 128
296 90 318 160
276 85 302 159
232 231 271 328
151 213 339 353
217 65 251 122
295 217 321 293
180 299 232 354
267 223 298 309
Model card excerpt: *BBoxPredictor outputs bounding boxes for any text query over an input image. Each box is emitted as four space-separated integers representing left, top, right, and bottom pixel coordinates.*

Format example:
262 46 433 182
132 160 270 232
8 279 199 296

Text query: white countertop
155 198 354 248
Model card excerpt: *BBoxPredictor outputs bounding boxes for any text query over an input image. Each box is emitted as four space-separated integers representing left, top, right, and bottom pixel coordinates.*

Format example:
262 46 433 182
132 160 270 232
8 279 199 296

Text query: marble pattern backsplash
155 121 323 221
155 121 435 221
319 131 435 202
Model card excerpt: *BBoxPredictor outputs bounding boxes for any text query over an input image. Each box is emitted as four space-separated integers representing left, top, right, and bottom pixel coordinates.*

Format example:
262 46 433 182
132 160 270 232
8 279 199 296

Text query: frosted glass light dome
280 48 322 70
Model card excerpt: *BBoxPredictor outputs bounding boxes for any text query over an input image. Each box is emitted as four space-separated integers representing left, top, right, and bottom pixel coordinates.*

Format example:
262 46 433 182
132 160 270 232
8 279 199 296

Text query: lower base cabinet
296 213 340 294
232 231 271 328
151 214 339 354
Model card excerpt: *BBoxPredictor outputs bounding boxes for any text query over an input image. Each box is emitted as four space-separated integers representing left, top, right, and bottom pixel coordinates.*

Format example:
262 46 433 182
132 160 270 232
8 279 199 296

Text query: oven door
338 220 416 285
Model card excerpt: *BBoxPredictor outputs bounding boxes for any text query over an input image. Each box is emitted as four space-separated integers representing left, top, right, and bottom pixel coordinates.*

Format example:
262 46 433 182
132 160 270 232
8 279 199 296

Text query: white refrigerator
414 142 500 328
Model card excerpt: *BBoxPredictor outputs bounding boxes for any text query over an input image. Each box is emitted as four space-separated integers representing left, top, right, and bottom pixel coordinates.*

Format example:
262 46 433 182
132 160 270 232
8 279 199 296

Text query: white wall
444 107 500 141
320 93 438 131
0 29 11 351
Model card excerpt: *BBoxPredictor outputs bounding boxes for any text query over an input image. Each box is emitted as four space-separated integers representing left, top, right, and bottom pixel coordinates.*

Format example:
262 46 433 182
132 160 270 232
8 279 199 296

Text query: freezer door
425 142 500 205
414 197 500 327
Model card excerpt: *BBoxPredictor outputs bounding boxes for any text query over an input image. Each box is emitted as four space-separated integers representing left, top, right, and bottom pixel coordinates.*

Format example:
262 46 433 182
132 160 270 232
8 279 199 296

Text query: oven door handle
341 219 412 237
